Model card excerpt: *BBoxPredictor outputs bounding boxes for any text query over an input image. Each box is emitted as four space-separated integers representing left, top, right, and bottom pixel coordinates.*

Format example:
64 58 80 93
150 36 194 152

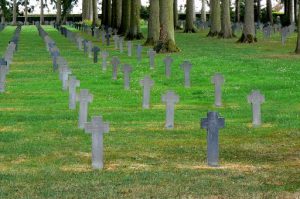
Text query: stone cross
148 50 156 69
164 56 174 78
82 39 88 55
122 64 132 90
127 41 132 57
76 89 93 129
201 112 225 167
0 64 7 92
101 51 109 71
180 61 192 88
211 73 224 107
113 35 119 50
247 90 265 127
84 116 109 170
111 57 120 80
51 50 60 71
105 32 111 46
59 66 72 91
101 31 105 44
68 76 80 110
87 41 93 58
162 91 179 129
92 46 100 63
139 76 154 109
137 44 143 63
119 37 124 53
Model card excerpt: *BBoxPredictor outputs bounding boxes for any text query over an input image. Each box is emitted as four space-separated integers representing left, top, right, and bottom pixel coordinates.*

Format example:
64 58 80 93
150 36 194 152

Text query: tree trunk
184 0 197 33
25 0 28 24
154 0 179 53
119 0 131 35
235 0 240 22
107 0 112 26
294 0 298 24
207 0 221 36
101 0 107 25
12 0 17 25
173 0 181 29
295 2 300 53
256 0 261 23
266 0 273 24
112 0 122 28
126 0 143 40
82 0 87 20
40 0 44 25
201 0 206 22
92 0 98 26
144 0 160 45
88 0 93 20
290 0 295 23
219 0 233 38
56 0 62 24
238 0 256 43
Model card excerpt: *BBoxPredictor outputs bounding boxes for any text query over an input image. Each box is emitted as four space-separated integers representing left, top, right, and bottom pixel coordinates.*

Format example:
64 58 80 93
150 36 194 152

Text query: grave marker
92 46 100 63
122 64 132 90
247 90 265 127
139 76 154 109
180 61 192 88
162 91 179 129
111 57 120 80
76 89 93 129
211 73 224 107
68 76 80 110
148 50 156 69
164 56 173 78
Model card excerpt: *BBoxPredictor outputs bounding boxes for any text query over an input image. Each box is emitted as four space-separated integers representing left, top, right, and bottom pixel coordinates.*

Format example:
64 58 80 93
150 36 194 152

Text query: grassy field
0 25 299 198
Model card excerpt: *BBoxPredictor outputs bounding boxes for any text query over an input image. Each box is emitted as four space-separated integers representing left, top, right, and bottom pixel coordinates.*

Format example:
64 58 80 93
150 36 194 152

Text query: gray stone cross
180 61 192 88
76 89 93 129
211 73 224 107
164 56 174 78
87 41 93 58
137 44 143 63
113 35 119 50
119 37 124 53
122 64 132 90
148 50 156 69
68 76 80 110
92 46 100 63
51 50 60 71
111 57 120 80
162 91 179 129
201 112 225 167
139 76 154 109
127 41 132 57
0 63 7 92
82 39 88 55
101 51 109 71
247 90 265 127
84 116 109 170
59 66 72 91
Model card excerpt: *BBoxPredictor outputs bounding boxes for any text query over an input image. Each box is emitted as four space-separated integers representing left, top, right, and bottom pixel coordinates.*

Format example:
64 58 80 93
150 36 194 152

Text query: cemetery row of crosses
0 0 299 172
25 22 266 169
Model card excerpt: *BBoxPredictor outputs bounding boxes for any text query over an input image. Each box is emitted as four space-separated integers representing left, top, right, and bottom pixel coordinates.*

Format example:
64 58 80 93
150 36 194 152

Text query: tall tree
57 0 62 23
295 1 300 53
118 0 130 35
13 0 17 25
256 0 261 23
238 0 256 43
289 0 295 23
0 0 7 23
82 0 87 20
145 0 160 45
294 0 298 23
40 0 44 24
107 0 112 26
219 0 233 38
174 0 181 29
235 0 240 22
154 0 179 53
201 0 206 22
24 0 28 24
126 0 143 39
101 0 107 25
208 0 221 36
111 0 122 28
92 0 98 26
266 0 273 24
184 0 197 32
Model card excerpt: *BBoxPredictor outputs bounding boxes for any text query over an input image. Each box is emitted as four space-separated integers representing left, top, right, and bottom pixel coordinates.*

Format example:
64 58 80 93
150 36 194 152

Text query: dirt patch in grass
60 164 92 172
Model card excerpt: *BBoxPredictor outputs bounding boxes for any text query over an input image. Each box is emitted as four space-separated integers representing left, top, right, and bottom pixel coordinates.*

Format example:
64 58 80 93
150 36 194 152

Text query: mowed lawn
0 25 299 198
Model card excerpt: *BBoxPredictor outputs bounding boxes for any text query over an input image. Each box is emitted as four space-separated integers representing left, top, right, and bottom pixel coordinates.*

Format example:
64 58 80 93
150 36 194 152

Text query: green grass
0 25 299 198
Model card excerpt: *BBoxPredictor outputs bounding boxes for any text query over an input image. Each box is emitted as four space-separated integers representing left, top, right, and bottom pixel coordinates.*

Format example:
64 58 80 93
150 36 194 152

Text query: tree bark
82 0 87 20
12 0 17 25
112 0 122 28
256 0 261 23
173 0 181 29
207 0 221 36
126 0 143 40
40 0 44 25
266 0 273 24
219 0 233 38
238 0 256 43
88 0 93 20
56 0 62 24
119 0 131 35
201 0 206 22
184 0 197 33
295 2 300 53
290 0 295 23
144 0 160 45
294 0 298 24
235 0 240 22
107 0 112 26
101 0 107 25
92 0 98 26
25 0 28 24
154 0 179 53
